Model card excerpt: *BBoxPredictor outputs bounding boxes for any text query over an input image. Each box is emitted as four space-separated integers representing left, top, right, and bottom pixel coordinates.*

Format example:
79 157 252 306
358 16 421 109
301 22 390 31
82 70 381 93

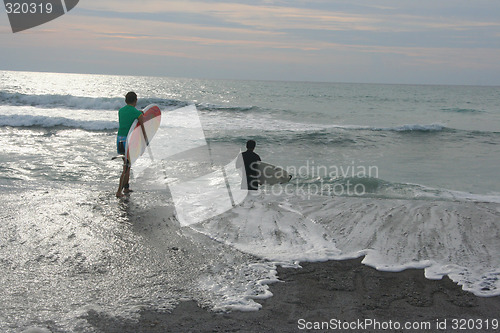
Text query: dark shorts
117 136 127 155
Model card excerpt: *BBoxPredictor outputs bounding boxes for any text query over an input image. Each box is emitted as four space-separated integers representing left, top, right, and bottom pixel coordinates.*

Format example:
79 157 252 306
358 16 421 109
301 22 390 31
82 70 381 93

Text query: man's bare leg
116 159 130 197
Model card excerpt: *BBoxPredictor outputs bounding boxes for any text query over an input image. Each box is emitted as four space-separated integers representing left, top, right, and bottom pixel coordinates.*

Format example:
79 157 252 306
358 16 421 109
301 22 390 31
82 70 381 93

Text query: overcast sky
1 0 500 85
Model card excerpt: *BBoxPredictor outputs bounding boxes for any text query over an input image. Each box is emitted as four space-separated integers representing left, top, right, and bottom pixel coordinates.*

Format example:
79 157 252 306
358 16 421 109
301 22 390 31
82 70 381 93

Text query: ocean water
1 70 499 332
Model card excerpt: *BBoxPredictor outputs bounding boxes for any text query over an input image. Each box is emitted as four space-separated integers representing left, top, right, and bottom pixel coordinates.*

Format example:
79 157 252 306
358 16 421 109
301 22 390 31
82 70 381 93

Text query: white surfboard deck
257 162 292 185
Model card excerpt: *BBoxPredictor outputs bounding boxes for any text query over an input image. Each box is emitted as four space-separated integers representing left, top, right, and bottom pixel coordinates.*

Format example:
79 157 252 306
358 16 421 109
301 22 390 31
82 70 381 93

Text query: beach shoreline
4 184 499 332
85 257 500 332
2 72 500 332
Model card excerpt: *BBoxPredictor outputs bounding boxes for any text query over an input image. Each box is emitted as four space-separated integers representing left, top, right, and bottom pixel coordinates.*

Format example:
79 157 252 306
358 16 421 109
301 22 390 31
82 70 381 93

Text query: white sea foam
0 91 124 110
190 191 500 297
0 114 118 130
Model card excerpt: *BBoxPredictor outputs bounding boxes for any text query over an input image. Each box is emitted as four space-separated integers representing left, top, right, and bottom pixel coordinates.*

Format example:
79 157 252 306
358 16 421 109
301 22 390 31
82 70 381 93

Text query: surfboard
257 162 292 185
125 104 161 165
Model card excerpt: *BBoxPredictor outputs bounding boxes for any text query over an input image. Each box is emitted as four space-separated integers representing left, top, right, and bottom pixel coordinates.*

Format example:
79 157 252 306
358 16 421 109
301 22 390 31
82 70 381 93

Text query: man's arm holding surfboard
138 113 149 146
137 112 156 161
111 112 148 161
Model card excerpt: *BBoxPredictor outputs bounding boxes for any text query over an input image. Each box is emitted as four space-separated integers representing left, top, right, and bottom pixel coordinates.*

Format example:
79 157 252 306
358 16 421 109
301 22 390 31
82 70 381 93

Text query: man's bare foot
116 192 124 198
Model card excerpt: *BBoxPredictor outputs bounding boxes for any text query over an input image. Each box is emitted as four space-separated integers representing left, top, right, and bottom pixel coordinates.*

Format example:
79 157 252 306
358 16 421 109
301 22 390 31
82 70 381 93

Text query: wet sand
85 257 500 332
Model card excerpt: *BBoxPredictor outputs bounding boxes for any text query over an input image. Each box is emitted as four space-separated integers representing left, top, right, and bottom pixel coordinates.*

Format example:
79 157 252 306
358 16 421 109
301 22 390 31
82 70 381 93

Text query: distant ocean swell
2 112 498 144
197 103 259 112
0 114 118 131
211 127 500 149
0 91 186 110
441 107 486 113
4 90 490 118
0 90 256 112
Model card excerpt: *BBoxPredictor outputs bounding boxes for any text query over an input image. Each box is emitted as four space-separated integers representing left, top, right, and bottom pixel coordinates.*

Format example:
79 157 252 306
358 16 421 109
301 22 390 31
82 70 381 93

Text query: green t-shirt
117 104 142 137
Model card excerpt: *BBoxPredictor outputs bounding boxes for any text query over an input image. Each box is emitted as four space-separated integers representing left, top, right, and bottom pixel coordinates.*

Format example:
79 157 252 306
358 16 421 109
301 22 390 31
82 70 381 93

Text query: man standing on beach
116 92 145 197
236 140 261 191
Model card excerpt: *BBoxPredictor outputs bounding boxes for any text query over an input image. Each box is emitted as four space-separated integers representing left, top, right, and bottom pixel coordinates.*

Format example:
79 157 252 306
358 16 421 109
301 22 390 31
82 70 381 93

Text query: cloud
78 0 500 34
2 0 500 84
39 6 500 70
103 45 192 58
79 1 384 32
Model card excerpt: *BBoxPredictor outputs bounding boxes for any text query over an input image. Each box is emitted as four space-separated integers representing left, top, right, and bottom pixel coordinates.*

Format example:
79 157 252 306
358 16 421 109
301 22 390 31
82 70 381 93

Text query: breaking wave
0 114 118 131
